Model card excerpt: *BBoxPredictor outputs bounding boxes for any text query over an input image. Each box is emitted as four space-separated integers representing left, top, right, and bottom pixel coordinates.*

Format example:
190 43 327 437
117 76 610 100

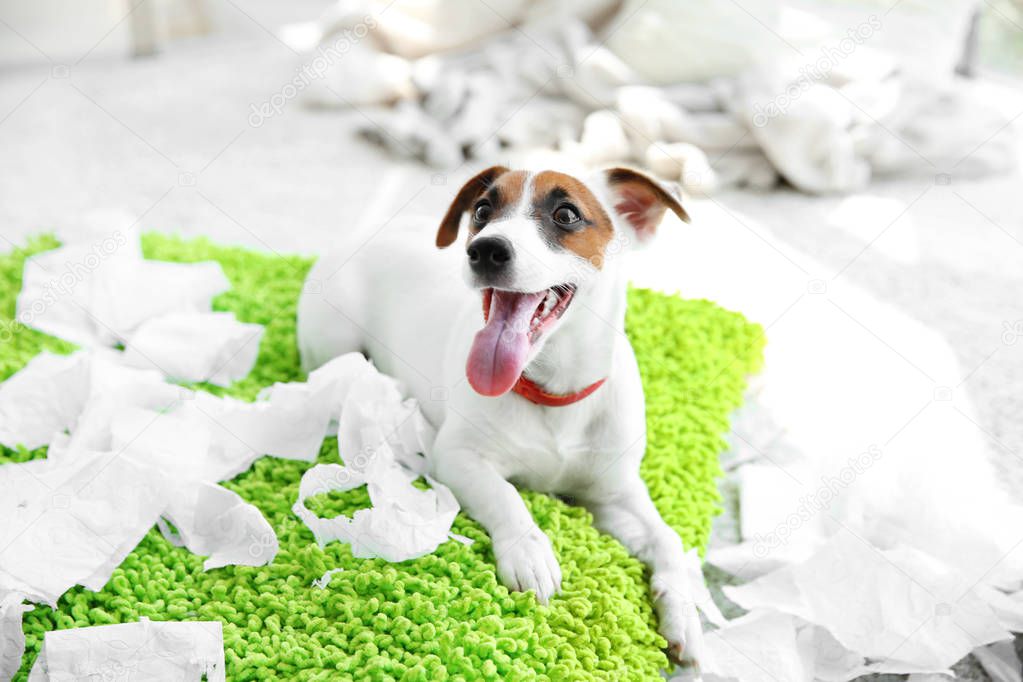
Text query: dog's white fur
297 167 704 663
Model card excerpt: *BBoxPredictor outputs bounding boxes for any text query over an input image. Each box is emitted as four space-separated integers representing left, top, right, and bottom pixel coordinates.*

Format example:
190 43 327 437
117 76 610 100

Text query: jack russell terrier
297 165 703 664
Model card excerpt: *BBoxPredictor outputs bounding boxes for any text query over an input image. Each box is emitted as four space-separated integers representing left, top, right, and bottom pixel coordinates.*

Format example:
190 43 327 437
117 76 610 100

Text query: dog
297 165 703 663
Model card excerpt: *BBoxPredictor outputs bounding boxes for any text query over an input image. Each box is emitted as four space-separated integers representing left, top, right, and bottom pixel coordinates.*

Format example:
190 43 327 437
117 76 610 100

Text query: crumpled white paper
1 591 32 681
292 358 460 563
123 312 264 387
158 481 278 571
721 533 1011 678
294 462 459 563
27 618 225 682
311 568 344 589
1 235 466 677
699 610 809 682
0 449 172 606
15 235 229 347
973 639 1023 682
0 351 91 450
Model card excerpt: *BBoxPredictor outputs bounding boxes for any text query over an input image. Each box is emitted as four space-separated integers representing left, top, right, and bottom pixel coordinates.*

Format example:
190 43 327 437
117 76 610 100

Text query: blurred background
2 1 1022 679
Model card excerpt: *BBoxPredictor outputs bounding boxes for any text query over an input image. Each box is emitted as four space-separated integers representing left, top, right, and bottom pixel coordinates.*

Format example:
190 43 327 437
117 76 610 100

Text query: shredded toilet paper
15 235 230 347
0 351 91 451
123 311 264 386
0 237 461 675
311 568 345 589
1 592 31 682
28 618 226 682
158 481 279 571
0 448 172 606
701 515 1022 680
292 358 460 563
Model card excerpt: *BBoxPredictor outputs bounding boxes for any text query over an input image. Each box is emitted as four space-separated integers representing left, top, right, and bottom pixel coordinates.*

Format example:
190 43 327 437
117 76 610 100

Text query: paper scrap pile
0 236 460 678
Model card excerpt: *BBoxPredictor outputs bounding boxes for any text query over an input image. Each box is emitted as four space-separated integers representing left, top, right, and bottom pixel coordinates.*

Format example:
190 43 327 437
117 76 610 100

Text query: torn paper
158 482 278 571
292 359 456 562
294 461 459 563
123 312 264 387
1 591 31 682
15 234 141 347
90 259 230 342
698 610 809 682
0 351 90 450
15 235 230 348
28 618 225 682
311 568 344 589
0 450 171 605
973 640 1023 682
335 366 436 477
723 533 1011 675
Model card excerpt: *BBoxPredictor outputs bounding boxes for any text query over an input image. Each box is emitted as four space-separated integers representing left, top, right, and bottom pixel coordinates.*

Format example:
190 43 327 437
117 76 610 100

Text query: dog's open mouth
466 284 576 397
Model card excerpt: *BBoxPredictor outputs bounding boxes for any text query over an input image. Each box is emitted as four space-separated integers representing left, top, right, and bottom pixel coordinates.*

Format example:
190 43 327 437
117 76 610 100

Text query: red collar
512 374 606 407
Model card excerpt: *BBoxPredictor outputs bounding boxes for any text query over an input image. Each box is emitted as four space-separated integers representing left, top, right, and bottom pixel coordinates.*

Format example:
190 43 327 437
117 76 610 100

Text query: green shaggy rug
1 234 764 681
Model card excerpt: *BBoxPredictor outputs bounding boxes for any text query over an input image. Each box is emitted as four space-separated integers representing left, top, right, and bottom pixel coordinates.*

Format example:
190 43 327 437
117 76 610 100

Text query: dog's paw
652 570 706 668
493 525 562 605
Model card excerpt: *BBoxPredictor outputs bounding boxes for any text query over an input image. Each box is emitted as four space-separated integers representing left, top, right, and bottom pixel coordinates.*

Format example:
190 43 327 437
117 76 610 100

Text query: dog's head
436 166 688 397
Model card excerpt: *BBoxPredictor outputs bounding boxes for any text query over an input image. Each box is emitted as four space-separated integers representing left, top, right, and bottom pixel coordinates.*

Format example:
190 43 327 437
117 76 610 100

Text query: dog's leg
579 477 706 666
431 451 562 604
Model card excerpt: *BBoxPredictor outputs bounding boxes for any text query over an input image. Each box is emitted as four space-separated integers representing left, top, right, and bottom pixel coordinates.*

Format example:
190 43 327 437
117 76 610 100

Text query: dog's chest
486 399 627 494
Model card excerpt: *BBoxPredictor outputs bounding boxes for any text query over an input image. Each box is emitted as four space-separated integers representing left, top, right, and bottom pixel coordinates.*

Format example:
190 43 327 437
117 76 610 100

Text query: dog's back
297 217 472 424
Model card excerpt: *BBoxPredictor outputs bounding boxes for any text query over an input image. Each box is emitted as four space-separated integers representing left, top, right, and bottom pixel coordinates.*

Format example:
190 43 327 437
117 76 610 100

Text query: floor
1 6 1021 680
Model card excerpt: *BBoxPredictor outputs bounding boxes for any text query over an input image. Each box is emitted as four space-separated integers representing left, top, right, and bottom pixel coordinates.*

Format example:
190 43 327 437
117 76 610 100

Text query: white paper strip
291 358 456 562
0 591 32 681
158 481 278 571
28 618 225 682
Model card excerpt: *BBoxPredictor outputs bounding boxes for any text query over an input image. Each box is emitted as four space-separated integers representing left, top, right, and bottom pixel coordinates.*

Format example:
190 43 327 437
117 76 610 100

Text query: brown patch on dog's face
466 170 528 240
530 171 614 268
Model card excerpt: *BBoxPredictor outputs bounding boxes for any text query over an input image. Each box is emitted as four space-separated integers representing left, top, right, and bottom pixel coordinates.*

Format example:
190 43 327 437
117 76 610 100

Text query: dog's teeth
541 291 556 317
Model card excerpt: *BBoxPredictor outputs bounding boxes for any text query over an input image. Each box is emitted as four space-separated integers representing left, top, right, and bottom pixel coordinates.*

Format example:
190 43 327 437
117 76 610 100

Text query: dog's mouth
466 284 576 397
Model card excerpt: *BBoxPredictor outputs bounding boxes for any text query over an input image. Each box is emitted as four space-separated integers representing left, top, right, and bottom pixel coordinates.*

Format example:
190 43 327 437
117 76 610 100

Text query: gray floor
1 10 1021 681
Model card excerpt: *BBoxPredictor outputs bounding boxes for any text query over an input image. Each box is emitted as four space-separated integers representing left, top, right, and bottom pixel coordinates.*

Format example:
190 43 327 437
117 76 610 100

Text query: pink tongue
466 290 545 396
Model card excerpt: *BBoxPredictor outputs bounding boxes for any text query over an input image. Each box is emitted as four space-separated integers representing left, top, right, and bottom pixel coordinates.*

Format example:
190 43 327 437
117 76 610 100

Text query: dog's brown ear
436 165 509 248
604 167 689 242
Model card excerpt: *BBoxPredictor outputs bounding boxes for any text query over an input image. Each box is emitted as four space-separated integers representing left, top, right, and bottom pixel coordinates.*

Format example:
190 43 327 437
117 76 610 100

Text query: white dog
297 165 703 663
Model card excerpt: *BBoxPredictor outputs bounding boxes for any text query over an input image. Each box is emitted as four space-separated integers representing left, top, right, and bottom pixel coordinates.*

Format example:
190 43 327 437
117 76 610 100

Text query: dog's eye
474 202 493 224
553 205 581 226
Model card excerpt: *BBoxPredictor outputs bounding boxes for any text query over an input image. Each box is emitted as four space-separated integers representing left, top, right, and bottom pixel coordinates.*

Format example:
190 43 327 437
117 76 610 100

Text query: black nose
467 236 513 276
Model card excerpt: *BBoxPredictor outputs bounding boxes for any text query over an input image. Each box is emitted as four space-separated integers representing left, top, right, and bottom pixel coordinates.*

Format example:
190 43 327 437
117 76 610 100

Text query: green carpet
1 234 764 681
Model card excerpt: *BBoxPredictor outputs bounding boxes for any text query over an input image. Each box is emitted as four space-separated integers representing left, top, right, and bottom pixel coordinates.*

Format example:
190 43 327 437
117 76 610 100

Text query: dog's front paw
652 571 706 668
493 525 562 605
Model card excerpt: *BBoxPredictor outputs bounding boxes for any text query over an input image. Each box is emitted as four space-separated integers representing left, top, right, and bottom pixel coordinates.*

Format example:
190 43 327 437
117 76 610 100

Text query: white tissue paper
699 610 809 682
1 234 466 677
0 449 171 605
294 462 459 563
292 359 459 563
0 351 90 450
28 618 226 682
311 568 345 589
1 591 32 681
123 312 264 387
723 533 1012 677
158 482 278 571
90 259 231 342
15 235 140 346
973 639 1023 682
15 236 229 347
